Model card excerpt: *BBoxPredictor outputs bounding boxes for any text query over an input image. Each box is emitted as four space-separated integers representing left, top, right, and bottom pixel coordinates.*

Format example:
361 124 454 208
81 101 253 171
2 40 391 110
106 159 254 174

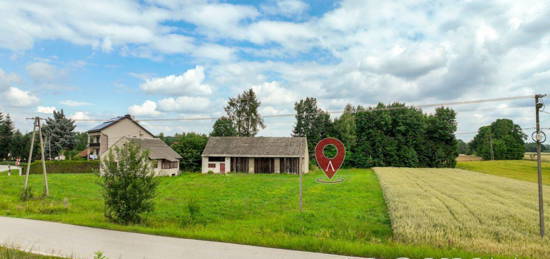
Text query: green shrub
99 141 158 224
28 160 99 174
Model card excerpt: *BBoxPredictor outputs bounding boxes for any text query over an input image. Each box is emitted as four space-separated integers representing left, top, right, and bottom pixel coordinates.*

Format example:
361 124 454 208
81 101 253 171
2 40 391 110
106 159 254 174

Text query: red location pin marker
315 138 346 179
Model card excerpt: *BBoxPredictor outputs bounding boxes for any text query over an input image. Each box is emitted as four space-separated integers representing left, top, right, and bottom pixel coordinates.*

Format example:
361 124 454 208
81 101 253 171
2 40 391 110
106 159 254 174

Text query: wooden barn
201 137 309 174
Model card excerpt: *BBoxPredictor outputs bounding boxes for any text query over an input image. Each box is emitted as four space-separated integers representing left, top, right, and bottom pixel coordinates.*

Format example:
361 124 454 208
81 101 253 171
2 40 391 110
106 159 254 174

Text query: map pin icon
315 138 346 179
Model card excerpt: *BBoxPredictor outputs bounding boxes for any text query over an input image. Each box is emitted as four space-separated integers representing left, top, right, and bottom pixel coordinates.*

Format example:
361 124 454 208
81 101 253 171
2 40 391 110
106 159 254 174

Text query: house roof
128 138 182 162
202 137 307 157
87 114 154 137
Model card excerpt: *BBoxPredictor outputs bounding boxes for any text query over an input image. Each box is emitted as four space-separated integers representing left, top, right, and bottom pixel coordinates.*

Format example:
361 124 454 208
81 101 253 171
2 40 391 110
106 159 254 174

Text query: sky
0 0 548 140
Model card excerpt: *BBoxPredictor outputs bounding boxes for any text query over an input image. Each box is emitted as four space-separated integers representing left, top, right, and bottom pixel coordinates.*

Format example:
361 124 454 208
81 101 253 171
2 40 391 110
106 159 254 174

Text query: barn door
220 163 226 174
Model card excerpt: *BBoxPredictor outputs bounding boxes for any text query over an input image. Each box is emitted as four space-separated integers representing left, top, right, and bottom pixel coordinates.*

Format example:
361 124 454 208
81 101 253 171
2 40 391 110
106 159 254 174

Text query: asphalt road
0 216 362 259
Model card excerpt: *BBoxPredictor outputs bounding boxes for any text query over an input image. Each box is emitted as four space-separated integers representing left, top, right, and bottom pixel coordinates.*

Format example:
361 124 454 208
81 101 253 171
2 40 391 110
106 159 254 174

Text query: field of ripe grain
375 167 550 258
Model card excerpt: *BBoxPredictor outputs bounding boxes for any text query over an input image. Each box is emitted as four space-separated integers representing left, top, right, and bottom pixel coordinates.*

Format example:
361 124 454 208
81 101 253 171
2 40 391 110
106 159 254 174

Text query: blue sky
0 0 548 140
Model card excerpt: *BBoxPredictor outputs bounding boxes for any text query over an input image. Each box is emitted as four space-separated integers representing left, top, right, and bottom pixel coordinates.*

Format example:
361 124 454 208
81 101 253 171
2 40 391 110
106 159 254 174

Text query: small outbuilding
102 137 182 176
201 137 309 174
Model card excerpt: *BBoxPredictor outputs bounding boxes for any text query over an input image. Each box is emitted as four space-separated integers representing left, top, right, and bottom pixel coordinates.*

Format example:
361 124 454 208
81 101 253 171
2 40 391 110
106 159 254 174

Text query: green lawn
0 169 512 259
457 160 550 185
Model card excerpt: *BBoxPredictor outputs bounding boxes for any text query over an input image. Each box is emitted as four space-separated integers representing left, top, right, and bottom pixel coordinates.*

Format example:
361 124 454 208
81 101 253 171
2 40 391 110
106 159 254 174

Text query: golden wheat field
374 167 550 258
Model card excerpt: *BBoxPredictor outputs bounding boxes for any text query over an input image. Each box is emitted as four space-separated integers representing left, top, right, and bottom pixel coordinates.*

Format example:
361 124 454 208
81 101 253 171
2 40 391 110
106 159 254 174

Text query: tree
292 97 334 164
44 110 76 159
74 132 88 151
171 133 208 172
457 139 471 154
333 104 357 167
100 141 158 224
210 116 237 136
224 89 265 136
470 119 526 160
419 107 458 167
353 103 426 168
0 113 14 160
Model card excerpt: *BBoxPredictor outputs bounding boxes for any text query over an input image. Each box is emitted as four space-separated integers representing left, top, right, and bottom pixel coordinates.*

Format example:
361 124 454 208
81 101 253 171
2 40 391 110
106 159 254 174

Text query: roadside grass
375 167 550 259
0 169 511 259
0 246 62 259
457 160 550 185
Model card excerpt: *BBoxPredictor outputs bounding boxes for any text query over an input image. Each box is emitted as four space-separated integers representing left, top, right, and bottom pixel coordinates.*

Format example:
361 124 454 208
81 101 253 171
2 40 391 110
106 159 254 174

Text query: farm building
201 137 309 174
102 137 182 176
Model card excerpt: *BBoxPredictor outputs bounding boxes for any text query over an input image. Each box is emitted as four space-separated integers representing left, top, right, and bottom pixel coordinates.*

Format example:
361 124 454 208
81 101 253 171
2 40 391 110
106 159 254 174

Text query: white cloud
251 81 297 105
262 0 309 17
0 68 21 88
140 66 212 96
26 62 64 82
4 87 39 107
128 100 161 116
69 111 91 121
36 106 56 114
157 96 210 112
60 100 92 107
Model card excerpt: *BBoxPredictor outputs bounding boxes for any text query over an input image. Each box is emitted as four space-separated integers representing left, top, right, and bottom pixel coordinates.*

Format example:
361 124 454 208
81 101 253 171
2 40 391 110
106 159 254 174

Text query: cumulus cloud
4 87 39 107
140 66 212 96
128 100 161 116
36 106 56 114
60 100 92 107
157 96 210 112
251 81 297 105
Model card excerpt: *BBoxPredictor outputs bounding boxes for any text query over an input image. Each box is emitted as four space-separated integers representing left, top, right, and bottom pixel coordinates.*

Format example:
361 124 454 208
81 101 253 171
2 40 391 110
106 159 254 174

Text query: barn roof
202 137 307 157
128 138 182 162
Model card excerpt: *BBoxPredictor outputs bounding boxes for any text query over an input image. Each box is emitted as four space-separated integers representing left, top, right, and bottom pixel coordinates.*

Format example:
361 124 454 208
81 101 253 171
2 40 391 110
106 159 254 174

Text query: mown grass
0 246 62 259
0 169 511 259
375 167 550 259
457 160 550 185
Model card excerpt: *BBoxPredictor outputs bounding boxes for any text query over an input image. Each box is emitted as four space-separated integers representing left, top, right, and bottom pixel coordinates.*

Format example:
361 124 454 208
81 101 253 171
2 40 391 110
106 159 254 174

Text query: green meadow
0 169 507 259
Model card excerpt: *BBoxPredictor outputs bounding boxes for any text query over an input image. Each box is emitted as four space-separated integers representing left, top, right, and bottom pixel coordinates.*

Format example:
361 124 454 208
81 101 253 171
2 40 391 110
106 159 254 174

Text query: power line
61 94 536 122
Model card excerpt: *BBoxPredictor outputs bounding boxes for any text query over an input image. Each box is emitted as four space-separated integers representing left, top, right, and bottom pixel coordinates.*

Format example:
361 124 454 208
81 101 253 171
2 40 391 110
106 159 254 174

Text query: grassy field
375 167 550 259
457 160 550 185
0 169 508 259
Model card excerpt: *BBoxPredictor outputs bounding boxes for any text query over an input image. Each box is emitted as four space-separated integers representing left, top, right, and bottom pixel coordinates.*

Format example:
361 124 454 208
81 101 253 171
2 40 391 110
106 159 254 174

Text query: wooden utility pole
24 117 49 196
535 94 546 237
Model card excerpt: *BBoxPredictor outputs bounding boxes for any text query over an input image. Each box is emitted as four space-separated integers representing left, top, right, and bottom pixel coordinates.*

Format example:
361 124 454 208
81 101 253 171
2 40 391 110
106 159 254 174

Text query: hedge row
28 160 100 174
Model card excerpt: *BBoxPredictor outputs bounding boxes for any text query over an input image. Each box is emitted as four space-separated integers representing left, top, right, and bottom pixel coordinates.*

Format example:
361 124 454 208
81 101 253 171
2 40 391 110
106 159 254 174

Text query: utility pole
23 117 49 196
535 94 546 237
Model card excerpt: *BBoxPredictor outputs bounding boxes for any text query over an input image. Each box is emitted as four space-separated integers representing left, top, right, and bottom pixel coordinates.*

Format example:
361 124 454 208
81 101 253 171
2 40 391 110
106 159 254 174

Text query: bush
99 141 158 224
28 160 99 174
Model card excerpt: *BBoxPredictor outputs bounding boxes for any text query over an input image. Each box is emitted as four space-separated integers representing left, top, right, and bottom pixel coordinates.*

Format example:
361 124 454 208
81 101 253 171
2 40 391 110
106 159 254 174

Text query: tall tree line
292 98 459 168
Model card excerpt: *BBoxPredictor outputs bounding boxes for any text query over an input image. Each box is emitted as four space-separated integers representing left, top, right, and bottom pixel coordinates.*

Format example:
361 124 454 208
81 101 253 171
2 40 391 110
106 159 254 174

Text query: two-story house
87 114 155 158
87 114 182 176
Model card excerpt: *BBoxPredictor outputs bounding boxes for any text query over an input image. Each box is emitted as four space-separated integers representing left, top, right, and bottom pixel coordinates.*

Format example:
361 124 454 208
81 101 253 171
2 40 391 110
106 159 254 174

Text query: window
208 157 225 162
208 163 216 168
162 161 179 169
